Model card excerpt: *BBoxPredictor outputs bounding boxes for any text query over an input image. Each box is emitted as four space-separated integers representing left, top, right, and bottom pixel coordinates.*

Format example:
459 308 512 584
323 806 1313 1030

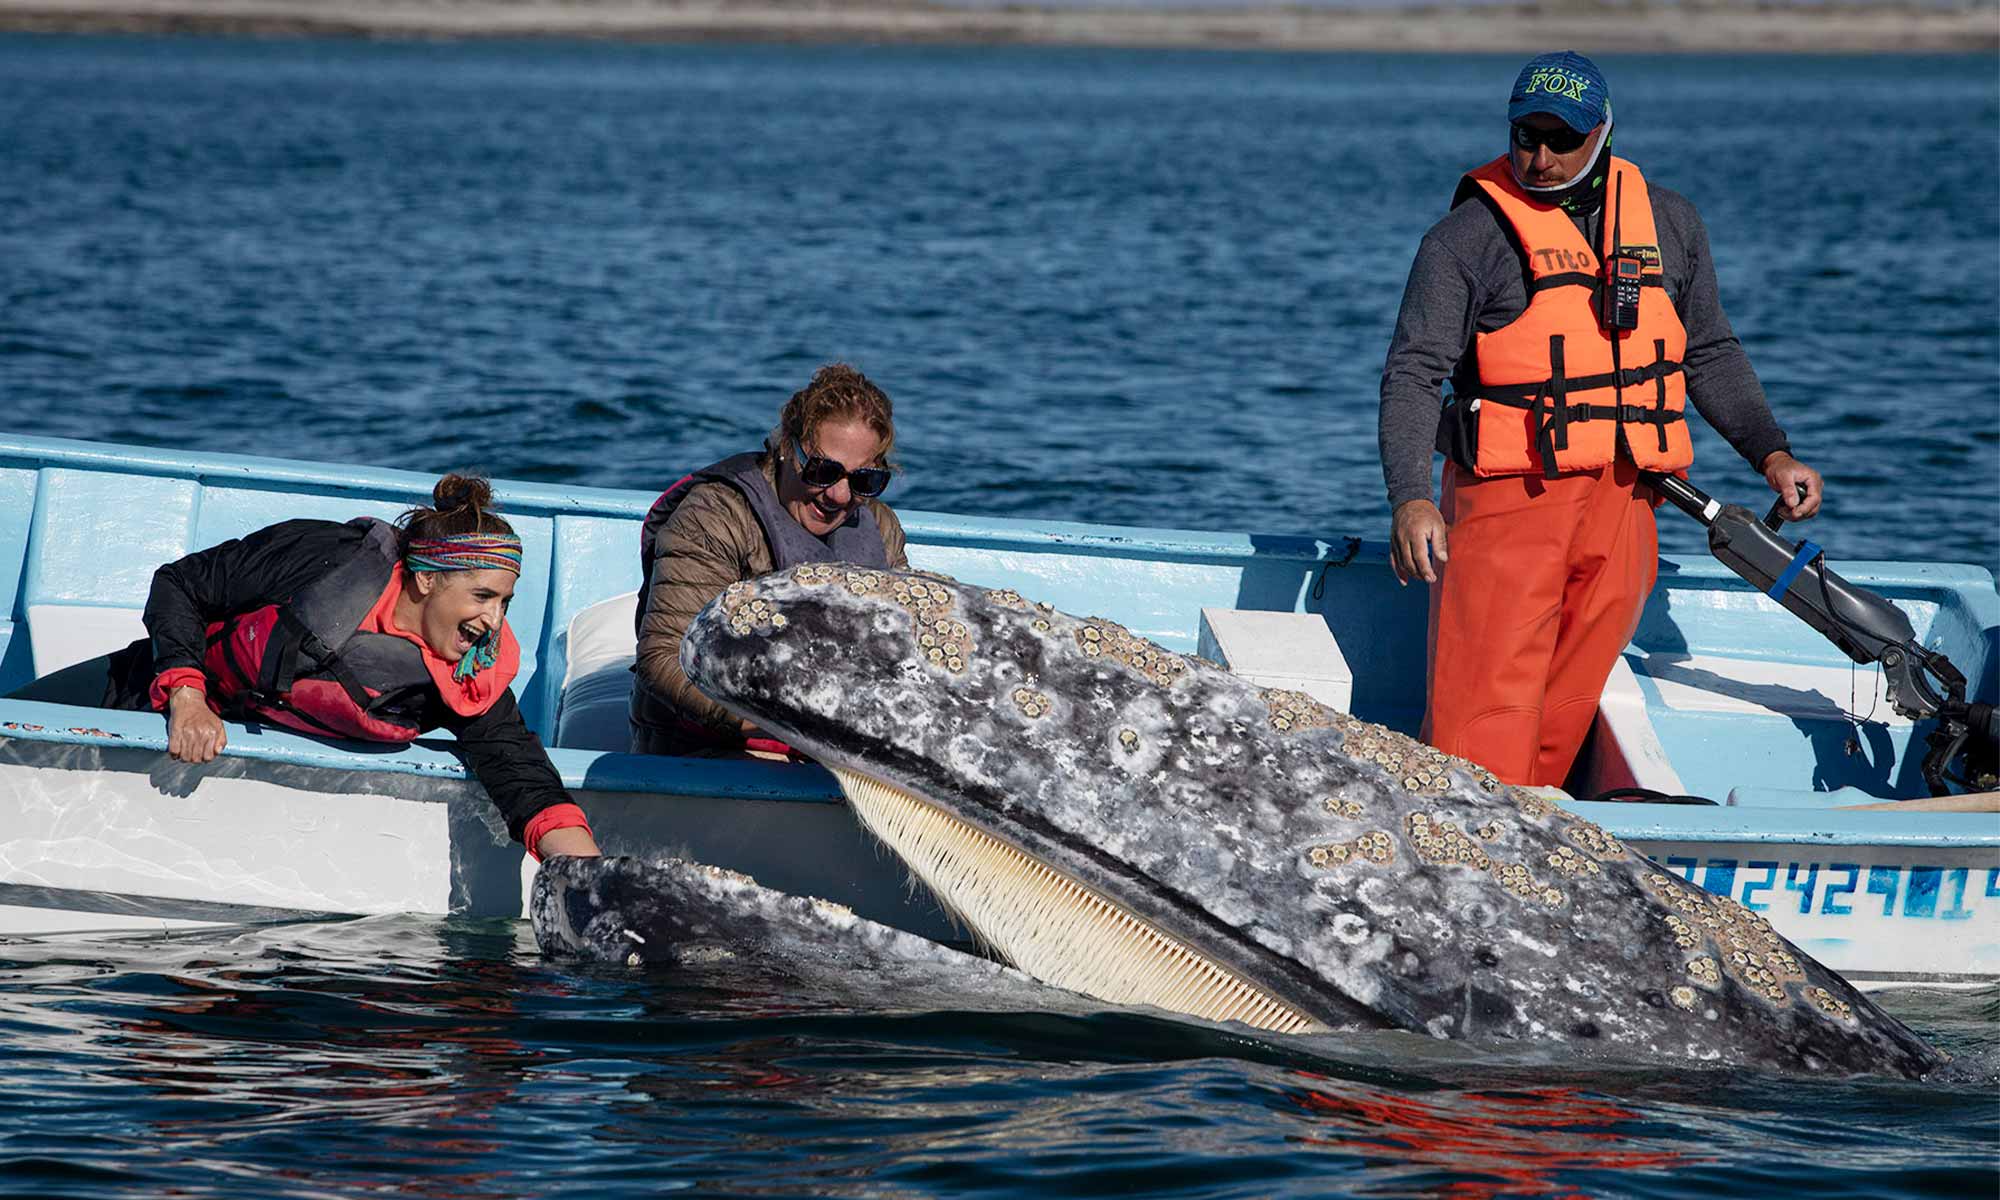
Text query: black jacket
110 518 572 844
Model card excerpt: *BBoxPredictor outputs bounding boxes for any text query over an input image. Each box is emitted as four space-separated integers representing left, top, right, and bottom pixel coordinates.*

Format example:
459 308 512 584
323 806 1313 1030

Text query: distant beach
1 0 1994 53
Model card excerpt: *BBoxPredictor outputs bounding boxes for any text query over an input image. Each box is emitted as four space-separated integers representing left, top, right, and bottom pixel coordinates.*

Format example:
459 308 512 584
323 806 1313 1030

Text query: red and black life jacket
202 518 508 742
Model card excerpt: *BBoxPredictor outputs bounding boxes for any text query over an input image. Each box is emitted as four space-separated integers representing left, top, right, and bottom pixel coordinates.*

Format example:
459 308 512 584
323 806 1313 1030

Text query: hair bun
431 473 493 516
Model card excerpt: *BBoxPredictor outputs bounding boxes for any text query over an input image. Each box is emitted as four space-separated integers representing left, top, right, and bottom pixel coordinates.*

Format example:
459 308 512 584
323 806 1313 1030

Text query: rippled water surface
0 918 1995 1199
1 36 1995 570
0 35 1996 1198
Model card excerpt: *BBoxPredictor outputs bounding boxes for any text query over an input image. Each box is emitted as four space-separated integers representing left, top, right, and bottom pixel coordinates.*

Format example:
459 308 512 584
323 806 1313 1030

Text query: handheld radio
1602 252 1643 330
1599 176 1642 331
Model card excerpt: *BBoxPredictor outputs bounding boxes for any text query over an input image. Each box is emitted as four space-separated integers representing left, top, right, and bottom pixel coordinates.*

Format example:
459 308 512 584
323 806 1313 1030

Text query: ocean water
1 37 1995 572
0 917 1995 1199
0 35 1997 1199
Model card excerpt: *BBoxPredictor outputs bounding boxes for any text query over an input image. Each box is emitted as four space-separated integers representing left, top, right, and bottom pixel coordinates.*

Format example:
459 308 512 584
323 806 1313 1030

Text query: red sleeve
522 803 594 862
148 668 209 713
744 736 798 759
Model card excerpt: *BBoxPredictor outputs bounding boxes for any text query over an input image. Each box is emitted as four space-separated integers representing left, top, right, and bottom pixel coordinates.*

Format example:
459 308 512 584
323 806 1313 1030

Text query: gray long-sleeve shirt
1378 176 1791 509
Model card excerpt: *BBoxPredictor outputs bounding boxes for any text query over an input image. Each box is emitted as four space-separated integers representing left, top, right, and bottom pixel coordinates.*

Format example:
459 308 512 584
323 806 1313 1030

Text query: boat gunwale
1 696 1994 849
5 434 1996 587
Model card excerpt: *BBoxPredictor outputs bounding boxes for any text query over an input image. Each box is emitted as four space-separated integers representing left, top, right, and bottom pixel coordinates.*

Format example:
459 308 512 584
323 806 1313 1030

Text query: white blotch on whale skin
802 676 845 719
1504 928 1561 959
1561 977 1602 1001
946 732 1001 790
1419 911 1455 946
1248 925 1296 960
1355 877 1396 913
1332 912 1371 945
1325 959 1389 1008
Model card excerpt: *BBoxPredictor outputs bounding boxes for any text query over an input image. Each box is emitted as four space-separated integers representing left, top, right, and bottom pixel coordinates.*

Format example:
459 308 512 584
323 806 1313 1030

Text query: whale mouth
830 767 1326 1035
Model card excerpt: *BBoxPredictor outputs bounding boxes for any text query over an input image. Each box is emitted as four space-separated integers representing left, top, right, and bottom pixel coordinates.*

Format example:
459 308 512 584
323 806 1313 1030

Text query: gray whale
658 565 1942 1078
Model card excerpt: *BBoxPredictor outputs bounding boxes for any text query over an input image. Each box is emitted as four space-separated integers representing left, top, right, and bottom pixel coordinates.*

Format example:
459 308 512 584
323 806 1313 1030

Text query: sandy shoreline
2 0 1994 53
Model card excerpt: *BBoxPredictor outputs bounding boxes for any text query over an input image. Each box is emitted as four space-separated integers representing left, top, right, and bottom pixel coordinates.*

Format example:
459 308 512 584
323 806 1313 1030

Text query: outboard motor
1645 472 1997 797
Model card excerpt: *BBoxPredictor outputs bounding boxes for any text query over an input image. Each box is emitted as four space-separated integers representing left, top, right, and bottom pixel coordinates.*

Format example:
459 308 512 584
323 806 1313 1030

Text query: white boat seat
1196 608 1353 714
554 590 640 752
25 603 148 679
1627 651 1908 726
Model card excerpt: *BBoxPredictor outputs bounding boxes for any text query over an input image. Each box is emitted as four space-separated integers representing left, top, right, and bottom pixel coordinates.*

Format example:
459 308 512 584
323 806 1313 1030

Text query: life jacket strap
1512 401 1686 428
1538 336 1570 479
1527 272 1665 297
1480 357 1683 407
267 606 385 715
1653 338 1671 454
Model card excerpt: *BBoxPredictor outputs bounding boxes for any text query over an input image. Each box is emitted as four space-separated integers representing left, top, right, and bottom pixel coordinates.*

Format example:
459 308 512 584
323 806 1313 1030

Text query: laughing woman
630 363 909 757
32 475 601 862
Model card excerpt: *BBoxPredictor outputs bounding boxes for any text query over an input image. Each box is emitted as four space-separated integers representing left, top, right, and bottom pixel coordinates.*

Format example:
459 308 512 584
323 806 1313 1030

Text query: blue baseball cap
1508 51 1610 133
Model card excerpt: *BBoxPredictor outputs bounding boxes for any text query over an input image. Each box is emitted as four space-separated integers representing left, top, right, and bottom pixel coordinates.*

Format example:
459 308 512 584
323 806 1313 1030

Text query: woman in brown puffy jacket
629 364 909 757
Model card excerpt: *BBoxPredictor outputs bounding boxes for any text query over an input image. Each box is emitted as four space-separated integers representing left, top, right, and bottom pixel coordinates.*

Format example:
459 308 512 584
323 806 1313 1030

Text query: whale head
680 565 1944 1077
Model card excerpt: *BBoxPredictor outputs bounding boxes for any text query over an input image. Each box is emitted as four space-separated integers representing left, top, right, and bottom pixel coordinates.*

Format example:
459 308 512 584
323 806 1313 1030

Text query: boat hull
1626 837 1997 988
4 723 1992 991
0 727 959 946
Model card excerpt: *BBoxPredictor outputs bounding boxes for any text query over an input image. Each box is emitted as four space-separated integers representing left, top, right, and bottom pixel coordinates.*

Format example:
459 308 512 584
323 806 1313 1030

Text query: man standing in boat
1379 51 1824 788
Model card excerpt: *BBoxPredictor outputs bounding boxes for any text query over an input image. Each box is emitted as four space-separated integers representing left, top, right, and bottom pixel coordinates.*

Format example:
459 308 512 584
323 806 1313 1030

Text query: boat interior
1 434 1994 825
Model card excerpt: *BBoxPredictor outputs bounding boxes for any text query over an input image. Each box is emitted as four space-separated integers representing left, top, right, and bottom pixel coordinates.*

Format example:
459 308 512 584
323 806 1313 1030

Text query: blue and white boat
0 434 1993 990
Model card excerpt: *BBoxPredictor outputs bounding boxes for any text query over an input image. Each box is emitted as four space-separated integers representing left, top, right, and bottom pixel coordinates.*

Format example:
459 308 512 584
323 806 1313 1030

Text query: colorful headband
405 533 523 575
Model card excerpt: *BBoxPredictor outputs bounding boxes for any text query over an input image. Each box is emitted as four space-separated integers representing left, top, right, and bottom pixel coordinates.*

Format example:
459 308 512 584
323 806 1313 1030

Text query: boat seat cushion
554 590 640 752
25 603 148 679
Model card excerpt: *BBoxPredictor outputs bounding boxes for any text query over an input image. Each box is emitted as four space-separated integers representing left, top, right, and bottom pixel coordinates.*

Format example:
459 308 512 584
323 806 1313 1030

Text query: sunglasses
791 437 891 498
1511 122 1591 154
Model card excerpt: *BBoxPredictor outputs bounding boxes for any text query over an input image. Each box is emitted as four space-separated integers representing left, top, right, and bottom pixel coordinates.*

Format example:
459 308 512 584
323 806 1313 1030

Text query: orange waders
1422 460 1658 788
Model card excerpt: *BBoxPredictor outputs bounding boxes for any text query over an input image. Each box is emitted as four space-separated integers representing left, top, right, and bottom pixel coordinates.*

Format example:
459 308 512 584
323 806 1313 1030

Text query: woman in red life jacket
629 364 911 758
30 474 600 862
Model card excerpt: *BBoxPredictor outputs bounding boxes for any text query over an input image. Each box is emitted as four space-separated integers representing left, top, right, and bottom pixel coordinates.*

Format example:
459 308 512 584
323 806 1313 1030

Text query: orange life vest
1456 155 1694 479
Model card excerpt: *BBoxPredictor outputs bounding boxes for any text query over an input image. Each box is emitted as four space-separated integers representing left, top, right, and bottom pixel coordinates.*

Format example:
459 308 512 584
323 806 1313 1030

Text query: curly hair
776 363 897 471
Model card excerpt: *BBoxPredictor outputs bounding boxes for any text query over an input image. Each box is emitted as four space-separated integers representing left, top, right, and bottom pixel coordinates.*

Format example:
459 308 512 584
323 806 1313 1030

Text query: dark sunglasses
1511 122 1591 154
791 437 891 498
